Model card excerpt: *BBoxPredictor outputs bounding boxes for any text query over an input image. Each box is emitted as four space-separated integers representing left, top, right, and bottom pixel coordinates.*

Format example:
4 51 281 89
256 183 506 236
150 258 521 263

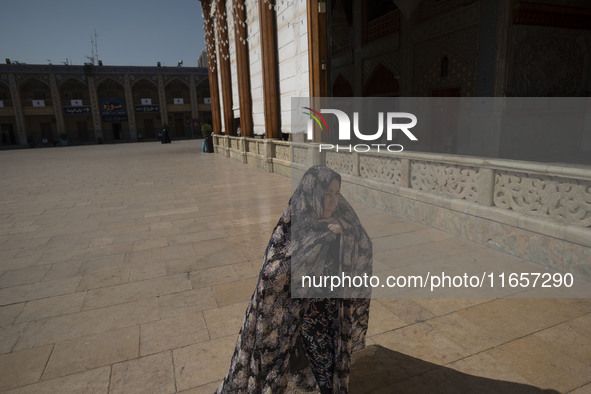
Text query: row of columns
4 70 202 144
200 0 328 140
200 0 282 139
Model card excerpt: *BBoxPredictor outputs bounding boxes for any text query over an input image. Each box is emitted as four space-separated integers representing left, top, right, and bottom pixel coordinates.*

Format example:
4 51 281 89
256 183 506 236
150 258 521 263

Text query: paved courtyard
0 140 590 393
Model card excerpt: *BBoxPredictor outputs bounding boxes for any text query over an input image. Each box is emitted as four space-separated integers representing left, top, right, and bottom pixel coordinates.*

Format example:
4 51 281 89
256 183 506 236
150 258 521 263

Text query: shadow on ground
349 345 559 394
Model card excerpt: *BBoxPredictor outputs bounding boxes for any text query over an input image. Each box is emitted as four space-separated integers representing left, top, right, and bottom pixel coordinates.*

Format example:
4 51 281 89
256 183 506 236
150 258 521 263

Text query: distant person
216 166 373 393
161 126 171 144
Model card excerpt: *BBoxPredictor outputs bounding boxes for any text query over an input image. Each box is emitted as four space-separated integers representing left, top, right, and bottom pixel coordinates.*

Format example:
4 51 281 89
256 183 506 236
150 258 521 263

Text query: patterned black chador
216 166 373 393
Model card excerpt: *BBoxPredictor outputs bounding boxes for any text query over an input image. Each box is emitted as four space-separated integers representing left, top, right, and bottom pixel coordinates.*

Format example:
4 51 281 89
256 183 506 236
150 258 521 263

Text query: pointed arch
58 76 87 88
332 74 354 97
363 63 399 97
132 78 159 105
59 78 88 102
0 81 12 107
132 77 158 90
96 78 125 98
19 77 52 106
164 77 190 89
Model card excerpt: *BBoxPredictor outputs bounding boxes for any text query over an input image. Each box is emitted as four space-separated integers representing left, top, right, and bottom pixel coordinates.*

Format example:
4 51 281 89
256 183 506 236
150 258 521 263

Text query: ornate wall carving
326 151 354 175
359 155 403 186
494 172 591 227
508 34 586 96
410 161 480 202
413 25 478 96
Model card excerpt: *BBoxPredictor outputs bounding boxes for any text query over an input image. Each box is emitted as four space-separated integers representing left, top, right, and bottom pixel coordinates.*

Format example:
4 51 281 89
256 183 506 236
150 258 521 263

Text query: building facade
0 64 211 147
200 0 591 164
202 0 591 282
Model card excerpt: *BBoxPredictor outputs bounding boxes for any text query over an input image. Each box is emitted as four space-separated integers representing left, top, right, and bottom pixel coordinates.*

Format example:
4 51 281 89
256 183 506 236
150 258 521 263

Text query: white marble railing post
352 152 361 177
239 137 247 164
307 144 325 167
477 168 495 206
400 158 411 188
263 139 274 172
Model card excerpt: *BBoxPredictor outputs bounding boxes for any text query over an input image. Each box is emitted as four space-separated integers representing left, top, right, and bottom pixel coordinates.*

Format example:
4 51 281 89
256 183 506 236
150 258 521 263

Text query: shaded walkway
0 141 589 393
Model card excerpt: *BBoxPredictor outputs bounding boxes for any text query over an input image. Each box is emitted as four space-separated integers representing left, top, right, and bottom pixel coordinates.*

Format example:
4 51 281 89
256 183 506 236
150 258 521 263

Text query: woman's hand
319 217 342 235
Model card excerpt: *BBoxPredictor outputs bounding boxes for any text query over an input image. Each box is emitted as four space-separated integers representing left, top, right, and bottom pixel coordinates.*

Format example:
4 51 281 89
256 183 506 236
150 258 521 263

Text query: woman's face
322 178 340 218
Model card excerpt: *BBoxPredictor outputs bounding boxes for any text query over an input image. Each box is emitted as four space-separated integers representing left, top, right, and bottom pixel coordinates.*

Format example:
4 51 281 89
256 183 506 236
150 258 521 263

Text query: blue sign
135 105 160 113
100 99 127 115
63 106 91 115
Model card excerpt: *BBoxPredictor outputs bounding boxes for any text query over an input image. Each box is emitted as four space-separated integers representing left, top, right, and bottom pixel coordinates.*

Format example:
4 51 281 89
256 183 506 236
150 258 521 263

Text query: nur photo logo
302 107 329 134
304 107 418 153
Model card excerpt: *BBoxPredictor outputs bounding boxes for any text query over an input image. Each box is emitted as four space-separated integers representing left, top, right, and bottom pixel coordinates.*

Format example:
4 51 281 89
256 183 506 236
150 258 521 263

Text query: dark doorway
40 122 53 142
112 123 121 140
1 124 17 145
174 115 185 138
144 119 155 138
41 122 52 142
77 121 89 142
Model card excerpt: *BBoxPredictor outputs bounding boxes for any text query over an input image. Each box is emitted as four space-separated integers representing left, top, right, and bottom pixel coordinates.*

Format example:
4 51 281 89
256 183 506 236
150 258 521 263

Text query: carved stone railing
212 135 591 277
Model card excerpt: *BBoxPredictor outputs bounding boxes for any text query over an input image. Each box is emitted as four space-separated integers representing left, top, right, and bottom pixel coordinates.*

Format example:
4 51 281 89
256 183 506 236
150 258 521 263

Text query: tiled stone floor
0 141 589 393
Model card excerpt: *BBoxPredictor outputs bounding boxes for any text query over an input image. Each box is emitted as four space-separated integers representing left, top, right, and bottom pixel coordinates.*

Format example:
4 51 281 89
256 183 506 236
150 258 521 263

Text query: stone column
49 73 65 138
259 0 280 139
215 0 235 136
86 75 103 142
232 0 253 137
306 0 328 141
201 0 223 134
123 74 137 140
157 74 168 130
189 75 199 138
7 73 27 146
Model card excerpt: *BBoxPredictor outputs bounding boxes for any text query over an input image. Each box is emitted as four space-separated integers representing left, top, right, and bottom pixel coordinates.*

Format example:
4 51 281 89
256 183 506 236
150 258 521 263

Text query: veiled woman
216 166 372 393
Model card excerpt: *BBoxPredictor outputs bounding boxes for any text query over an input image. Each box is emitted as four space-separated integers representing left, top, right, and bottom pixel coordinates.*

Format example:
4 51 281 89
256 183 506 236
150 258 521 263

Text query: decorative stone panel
326 151 354 175
275 143 292 162
292 146 308 165
494 172 591 227
410 161 480 203
359 155 403 186
247 140 258 155
230 138 239 149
